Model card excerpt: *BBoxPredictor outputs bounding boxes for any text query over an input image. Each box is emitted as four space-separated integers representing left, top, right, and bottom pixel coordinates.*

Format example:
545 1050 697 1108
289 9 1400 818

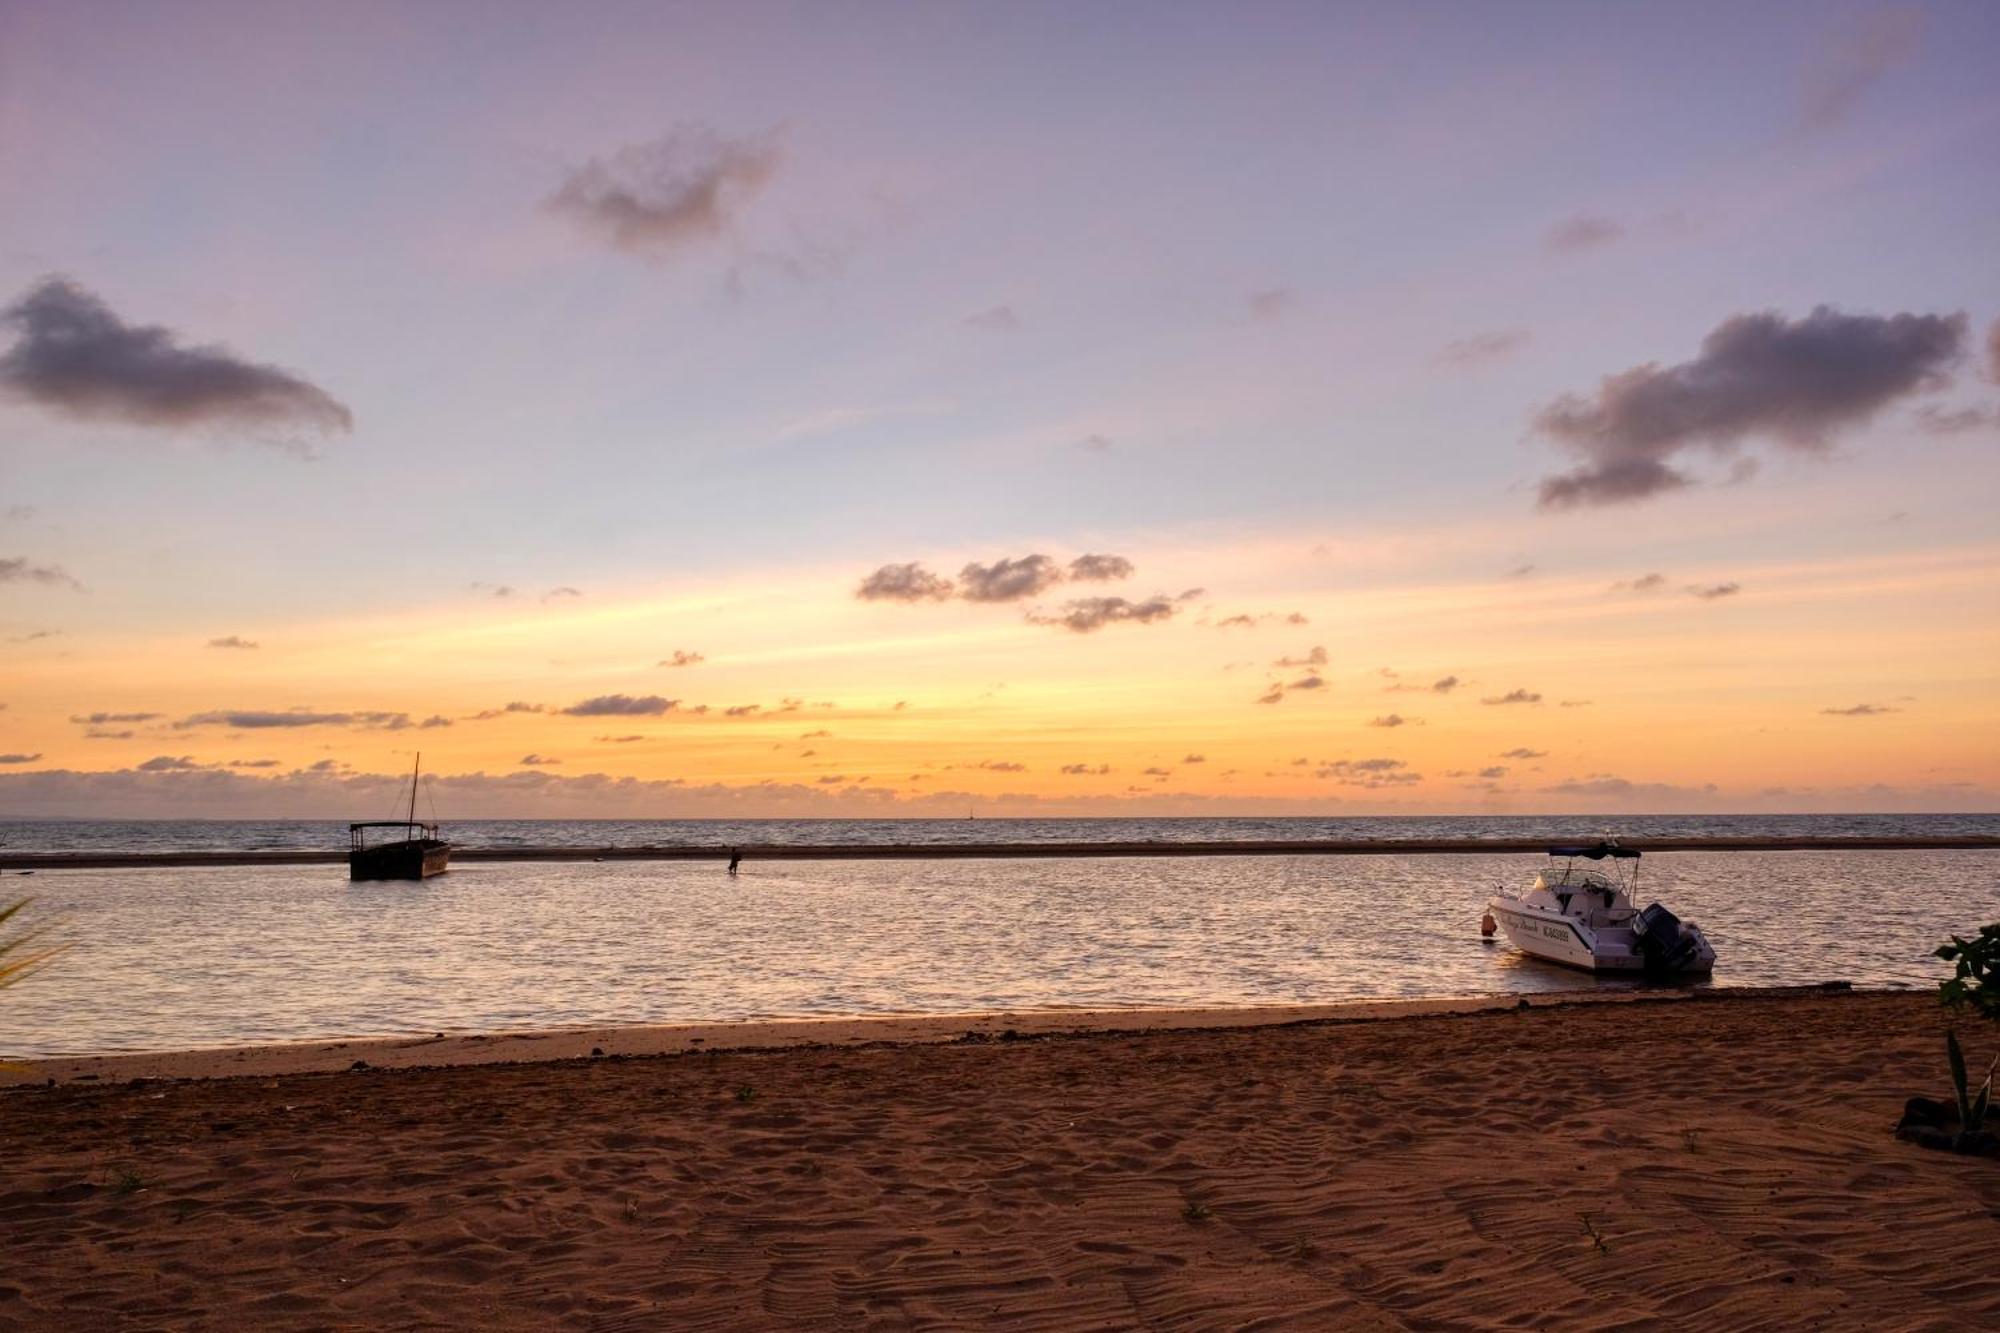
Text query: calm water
3 820 1996 1058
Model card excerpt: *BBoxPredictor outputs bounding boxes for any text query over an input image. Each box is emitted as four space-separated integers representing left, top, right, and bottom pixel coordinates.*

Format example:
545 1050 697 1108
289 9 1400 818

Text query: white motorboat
1486 842 1714 975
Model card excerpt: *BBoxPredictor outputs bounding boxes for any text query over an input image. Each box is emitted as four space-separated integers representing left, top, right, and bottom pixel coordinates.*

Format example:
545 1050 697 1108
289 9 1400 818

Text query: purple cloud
0 278 350 441
546 125 780 258
1535 306 1966 508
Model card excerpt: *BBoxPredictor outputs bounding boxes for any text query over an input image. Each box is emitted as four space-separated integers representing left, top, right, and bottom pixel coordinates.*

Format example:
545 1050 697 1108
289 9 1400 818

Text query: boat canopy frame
1546 842 1640 860
349 820 441 850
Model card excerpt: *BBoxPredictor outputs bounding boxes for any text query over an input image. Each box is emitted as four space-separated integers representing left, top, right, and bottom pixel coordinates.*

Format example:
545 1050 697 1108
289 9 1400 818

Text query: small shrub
733 1085 756 1103
1937 924 2000 1021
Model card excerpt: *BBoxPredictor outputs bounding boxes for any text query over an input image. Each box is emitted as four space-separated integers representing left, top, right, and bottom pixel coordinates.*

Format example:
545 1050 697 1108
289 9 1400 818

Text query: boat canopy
1547 842 1639 860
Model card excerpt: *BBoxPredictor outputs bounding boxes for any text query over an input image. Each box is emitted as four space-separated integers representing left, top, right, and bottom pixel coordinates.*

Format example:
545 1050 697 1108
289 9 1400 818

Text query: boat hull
348 839 450 881
1488 897 1645 973
1488 895 1712 975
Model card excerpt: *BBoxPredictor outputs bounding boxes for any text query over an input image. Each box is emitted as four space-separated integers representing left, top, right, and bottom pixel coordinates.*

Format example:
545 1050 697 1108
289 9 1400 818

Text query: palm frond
0 897 65 990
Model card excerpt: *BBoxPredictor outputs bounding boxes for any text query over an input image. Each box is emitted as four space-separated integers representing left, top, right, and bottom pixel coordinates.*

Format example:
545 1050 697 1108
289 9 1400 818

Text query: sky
1 0 1997 819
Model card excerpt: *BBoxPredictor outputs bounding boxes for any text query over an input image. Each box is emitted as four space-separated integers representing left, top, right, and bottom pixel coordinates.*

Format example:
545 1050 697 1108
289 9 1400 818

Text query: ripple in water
4 849 1995 1058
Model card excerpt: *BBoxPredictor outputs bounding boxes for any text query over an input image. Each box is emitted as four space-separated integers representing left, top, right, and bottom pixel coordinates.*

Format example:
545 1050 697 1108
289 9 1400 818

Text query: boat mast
408 752 421 830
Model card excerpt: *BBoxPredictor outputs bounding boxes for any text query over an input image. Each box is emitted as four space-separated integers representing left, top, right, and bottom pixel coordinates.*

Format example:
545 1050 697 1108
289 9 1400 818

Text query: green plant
1944 1030 1996 1150
1937 924 2000 1021
1181 1200 1212 1223
733 1085 756 1103
1935 922 1999 1151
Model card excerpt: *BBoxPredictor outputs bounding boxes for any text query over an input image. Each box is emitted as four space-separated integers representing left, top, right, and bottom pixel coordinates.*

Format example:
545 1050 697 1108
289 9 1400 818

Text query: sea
3 815 1996 1059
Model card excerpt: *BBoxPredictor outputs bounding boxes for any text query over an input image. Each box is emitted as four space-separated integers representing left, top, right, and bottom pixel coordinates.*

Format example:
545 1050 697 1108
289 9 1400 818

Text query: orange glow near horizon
5 530 1994 817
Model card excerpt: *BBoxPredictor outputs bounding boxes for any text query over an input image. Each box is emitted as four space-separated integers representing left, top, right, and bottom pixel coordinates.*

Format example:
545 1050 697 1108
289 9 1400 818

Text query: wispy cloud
1437 328 1531 370
963 305 1021 332
1543 213 1623 254
560 694 677 717
206 635 259 650
1214 611 1308 629
659 650 706 667
1028 593 1184 633
518 753 561 766
1821 702 1899 717
1247 288 1295 321
0 278 350 442
1687 581 1741 600
1542 774 1717 800
174 708 417 730
1798 6 1922 134
856 562 954 602
959 554 1064 603
1315 757 1419 787
466 701 546 721
1481 688 1542 706
1914 404 1993 435
546 125 780 259
0 752 42 765
0 556 83 591
1066 553 1134 582
1386 674 1459 695
1536 307 1965 508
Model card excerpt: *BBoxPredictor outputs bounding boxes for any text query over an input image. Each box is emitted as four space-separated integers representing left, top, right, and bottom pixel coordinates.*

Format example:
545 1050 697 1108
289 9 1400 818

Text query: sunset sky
2 0 1997 818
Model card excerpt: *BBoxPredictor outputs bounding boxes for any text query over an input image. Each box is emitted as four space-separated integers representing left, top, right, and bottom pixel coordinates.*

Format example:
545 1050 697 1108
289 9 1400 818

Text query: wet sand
3 990 1996 1329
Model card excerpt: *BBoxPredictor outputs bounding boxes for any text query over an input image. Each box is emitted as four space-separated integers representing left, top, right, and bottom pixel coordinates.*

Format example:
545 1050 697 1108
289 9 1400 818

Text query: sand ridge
2 991 1997 1329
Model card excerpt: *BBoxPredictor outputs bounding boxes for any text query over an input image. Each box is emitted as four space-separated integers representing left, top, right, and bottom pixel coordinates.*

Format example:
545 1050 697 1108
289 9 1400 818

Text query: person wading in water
727 847 741 876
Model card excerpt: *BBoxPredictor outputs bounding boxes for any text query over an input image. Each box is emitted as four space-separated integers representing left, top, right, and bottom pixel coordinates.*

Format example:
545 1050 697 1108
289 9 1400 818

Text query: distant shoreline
4 833 1997 870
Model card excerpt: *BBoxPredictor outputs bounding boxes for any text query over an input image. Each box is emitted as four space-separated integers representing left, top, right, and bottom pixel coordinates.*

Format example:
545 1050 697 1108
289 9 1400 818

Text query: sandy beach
3 989 1996 1330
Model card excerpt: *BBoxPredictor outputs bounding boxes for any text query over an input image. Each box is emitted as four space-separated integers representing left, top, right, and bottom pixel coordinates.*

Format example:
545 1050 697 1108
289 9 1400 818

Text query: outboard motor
1634 902 1698 975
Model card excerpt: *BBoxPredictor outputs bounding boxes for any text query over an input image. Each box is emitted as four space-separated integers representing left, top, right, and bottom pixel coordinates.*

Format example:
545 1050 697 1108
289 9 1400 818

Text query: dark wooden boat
349 754 450 881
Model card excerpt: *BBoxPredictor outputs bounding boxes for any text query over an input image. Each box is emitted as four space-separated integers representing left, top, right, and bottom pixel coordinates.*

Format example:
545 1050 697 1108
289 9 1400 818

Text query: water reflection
2 849 1989 1057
